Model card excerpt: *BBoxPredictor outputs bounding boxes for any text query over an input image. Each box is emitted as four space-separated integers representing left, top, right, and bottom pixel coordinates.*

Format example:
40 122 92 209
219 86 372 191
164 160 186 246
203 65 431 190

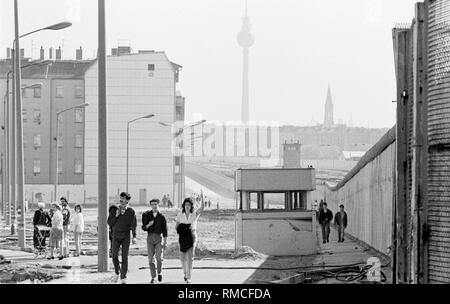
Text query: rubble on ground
0 263 66 283
163 241 215 258
231 246 267 260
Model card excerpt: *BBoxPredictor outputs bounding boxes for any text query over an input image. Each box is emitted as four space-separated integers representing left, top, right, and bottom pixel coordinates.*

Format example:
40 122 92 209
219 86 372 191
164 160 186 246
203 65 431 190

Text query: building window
75 86 83 98
22 109 27 122
57 159 63 174
57 135 63 147
75 108 83 123
34 87 42 98
33 109 41 123
56 86 64 98
75 134 83 148
33 159 41 174
74 159 82 174
148 64 155 77
33 134 41 148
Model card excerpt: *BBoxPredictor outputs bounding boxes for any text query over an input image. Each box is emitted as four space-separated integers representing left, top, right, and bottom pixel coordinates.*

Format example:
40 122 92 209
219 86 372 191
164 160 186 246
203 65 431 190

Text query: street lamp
54 103 89 200
160 120 207 207
12 0 72 249
126 114 155 193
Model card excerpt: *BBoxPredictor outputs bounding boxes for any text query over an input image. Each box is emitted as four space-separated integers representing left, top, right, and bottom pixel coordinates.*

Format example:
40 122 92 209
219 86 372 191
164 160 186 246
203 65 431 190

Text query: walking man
142 198 168 283
318 202 333 243
334 204 348 242
107 192 137 284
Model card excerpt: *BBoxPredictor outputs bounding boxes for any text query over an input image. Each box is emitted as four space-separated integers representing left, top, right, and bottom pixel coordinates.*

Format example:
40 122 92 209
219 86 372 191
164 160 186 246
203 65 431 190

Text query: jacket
318 209 333 225
107 206 137 238
33 209 51 227
73 213 85 233
334 211 348 228
177 223 193 253
142 211 168 237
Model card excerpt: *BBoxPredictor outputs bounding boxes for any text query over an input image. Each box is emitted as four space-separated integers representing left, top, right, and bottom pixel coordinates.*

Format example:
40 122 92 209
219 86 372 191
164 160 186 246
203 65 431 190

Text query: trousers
112 232 131 279
321 222 330 242
147 233 163 278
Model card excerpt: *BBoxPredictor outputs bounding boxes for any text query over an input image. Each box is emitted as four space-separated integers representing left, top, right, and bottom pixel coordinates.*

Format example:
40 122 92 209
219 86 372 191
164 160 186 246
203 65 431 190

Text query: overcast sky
1 0 418 128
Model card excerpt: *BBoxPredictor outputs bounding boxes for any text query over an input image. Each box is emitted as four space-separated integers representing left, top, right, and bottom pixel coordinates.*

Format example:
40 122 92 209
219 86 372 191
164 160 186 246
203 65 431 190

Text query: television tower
237 0 254 123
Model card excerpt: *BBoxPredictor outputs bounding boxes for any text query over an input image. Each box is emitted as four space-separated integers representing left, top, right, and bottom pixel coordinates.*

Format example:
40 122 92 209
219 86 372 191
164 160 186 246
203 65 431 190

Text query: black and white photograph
0 0 449 293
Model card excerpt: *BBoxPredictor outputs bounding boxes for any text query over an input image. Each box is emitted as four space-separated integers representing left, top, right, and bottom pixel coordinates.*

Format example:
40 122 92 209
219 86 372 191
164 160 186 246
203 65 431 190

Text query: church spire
324 84 334 127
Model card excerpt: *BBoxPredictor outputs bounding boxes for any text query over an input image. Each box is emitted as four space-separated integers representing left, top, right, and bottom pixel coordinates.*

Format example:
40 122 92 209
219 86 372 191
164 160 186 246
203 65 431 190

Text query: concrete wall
325 142 395 255
235 211 317 256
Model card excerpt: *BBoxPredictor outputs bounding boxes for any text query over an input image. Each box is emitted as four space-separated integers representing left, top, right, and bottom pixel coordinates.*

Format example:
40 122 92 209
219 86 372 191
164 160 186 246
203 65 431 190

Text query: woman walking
48 202 64 260
72 204 85 256
175 194 205 283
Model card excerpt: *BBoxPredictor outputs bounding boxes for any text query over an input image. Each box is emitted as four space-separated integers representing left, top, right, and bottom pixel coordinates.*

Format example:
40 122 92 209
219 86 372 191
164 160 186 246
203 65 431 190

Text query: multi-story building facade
0 52 93 202
84 48 184 204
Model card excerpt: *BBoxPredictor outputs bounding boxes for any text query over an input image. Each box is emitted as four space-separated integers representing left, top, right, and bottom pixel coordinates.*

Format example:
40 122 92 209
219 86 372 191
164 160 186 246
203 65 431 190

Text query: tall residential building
84 48 184 203
0 55 93 202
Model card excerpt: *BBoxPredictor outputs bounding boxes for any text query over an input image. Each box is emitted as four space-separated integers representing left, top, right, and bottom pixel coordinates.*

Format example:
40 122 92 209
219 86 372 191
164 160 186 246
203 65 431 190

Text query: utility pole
10 48 16 236
97 0 109 272
15 0 26 249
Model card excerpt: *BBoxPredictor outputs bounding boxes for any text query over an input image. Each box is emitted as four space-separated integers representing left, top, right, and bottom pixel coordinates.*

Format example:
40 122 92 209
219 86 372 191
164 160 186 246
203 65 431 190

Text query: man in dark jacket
108 203 119 257
318 202 333 243
33 202 52 248
142 198 168 283
107 192 137 284
334 204 348 242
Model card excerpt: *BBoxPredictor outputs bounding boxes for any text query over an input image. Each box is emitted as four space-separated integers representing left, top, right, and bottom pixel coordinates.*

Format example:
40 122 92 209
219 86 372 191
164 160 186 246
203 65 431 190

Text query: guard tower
283 140 301 168
234 167 317 256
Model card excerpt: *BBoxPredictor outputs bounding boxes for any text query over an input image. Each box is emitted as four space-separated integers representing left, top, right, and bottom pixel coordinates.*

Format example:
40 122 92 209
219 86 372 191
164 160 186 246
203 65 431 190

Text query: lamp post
126 114 155 193
3 61 50 226
54 103 89 200
160 120 206 207
12 0 71 248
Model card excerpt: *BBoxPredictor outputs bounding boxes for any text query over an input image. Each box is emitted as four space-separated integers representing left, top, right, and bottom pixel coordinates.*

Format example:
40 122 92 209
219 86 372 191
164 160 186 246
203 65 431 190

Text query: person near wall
60 197 71 258
47 202 64 260
72 204 85 256
334 204 348 242
142 198 168 283
175 194 205 283
318 202 333 243
107 192 137 284
32 202 52 249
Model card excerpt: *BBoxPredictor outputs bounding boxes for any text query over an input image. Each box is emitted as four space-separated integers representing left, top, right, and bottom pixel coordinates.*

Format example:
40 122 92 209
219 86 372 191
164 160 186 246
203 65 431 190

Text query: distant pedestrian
108 192 137 284
318 199 324 221
167 194 173 209
318 202 333 243
48 202 64 260
142 199 168 283
334 204 348 242
176 196 205 283
216 202 219 209
60 197 71 257
162 195 168 208
72 204 85 256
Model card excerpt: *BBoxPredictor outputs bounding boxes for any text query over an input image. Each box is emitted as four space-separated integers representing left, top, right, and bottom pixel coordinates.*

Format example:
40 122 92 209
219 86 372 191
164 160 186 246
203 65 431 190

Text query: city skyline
0 0 419 129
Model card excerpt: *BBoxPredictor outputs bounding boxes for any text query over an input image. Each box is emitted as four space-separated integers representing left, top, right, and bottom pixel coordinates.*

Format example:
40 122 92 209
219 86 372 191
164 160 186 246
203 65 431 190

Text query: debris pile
231 246 267 260
0 263 66 283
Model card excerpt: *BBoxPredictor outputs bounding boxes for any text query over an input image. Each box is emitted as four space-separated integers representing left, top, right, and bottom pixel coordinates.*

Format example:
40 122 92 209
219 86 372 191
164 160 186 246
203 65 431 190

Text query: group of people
32 197 85 259
107 191 205 284
315 200 348 244
160 194 173 209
